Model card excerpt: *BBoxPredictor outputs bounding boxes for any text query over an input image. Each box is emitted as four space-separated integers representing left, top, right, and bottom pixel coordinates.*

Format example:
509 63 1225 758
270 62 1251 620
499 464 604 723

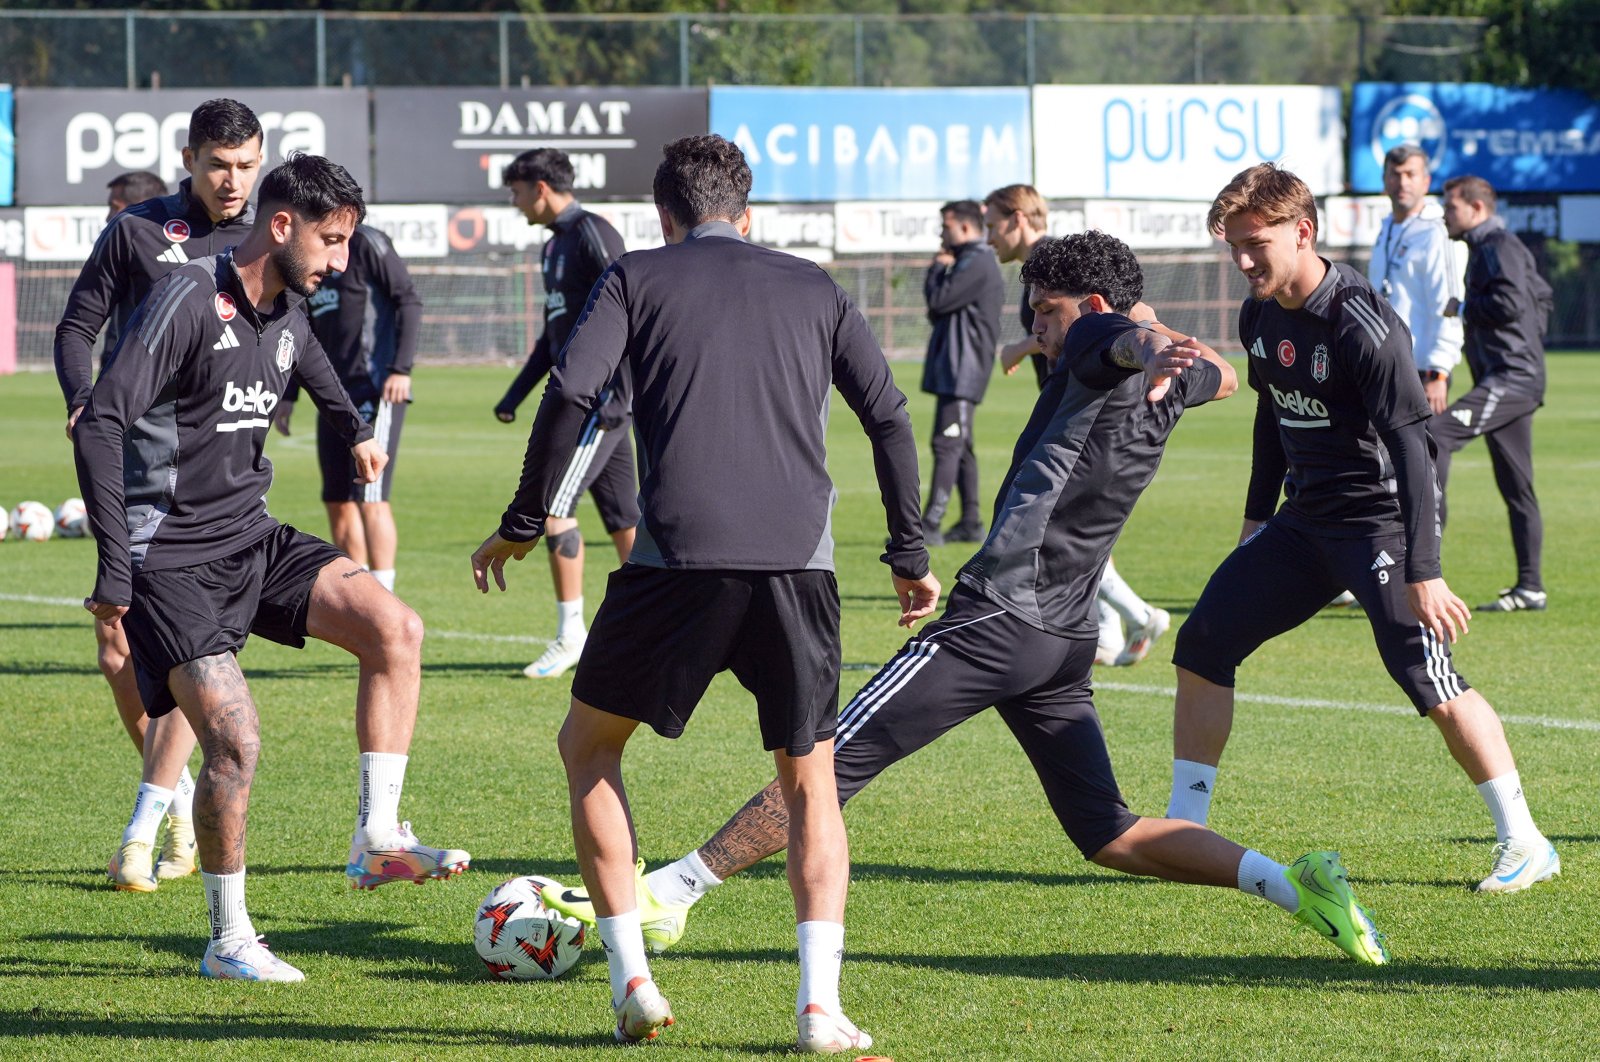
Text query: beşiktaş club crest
276 330 296 373
1311 343 1330 383
163 219 191 243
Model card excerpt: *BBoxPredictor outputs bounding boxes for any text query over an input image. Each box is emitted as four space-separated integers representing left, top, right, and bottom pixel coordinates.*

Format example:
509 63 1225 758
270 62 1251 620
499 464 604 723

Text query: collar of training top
220 249 301 330
1295 256 1348 322
684 219 745 242
1463 213 1507 245
551 200 585 231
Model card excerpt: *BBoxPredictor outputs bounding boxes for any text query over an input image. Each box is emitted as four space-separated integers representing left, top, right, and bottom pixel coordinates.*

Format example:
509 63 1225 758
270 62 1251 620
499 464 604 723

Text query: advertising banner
23 206 107 262
1032 85 1344 199
1350 83 1600 194
1559 196 1600 241
1081 200 1216 249
832 201 946 254
0 86 13 207
364 205 451 259
0 208 23 258
373 88 707 203
749 204 835 262
14 88 370 206
714 88 1031 202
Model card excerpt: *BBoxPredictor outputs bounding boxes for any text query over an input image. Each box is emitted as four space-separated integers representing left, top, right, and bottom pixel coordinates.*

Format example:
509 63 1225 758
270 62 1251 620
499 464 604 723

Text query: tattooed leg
305 558 423 754
168 653 260 875
697 779 793 880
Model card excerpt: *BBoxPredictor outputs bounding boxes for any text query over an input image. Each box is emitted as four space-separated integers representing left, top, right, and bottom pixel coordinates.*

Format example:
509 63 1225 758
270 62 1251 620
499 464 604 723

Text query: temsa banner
373 88 708 203
13 89 370 206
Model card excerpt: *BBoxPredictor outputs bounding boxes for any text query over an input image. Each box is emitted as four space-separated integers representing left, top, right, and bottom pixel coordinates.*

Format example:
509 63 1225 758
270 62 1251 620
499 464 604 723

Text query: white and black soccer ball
474 875 585 981
10 501 54 542
55 497 89 538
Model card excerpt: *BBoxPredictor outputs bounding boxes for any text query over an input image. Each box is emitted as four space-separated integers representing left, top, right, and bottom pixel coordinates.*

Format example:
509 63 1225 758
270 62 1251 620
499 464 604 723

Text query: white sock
557 598 585 641
123 783 173 846
1098 558 1151 627
203 869 256 946
1096 599 1125 656
169 767 195 819
1477 771 1540 844
357 752 408 839
597 910 653 1007
1237 850 1298 913
371 568 396 591
644 850 722 909
797 920 845 1016
1167 759 1218 824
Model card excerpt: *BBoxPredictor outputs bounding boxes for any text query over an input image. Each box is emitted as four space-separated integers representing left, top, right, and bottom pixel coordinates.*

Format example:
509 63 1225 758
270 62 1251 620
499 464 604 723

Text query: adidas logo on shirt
212 325 239 350
1249 337 1267 359
1371 550 1395 571
156 244 189 265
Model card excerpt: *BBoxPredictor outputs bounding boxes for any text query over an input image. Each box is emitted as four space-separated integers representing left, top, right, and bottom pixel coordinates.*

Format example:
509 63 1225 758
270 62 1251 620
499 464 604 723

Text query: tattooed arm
697 780 792 879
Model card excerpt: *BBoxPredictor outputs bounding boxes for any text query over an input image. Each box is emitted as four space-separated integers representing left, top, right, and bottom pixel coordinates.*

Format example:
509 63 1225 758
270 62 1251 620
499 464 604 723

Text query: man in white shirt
1368 144 1463 415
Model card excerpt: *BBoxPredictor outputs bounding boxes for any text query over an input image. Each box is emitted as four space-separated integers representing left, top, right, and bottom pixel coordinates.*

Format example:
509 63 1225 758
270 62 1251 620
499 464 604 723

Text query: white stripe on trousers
1419 623 1465 705
363 400 393 504
550 410 605 518
833 607 1008 748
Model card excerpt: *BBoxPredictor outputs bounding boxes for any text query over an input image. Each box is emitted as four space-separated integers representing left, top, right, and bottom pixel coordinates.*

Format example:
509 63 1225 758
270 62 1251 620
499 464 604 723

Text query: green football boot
543 859 692 955
1287 851 1389 965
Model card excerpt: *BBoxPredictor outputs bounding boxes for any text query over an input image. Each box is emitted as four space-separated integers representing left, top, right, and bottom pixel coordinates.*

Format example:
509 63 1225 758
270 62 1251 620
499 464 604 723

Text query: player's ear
1085 293 1111 314
182 146 196 177
1296 217 1315 250
270 209 294 245
734 207 752 237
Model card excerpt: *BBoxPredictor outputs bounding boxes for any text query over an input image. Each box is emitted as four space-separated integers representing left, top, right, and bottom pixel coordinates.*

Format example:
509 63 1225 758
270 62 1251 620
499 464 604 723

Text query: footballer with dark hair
74 153 469 982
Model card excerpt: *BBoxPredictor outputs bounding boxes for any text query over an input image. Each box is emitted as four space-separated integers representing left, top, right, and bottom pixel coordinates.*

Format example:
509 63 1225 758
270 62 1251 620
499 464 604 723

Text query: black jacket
500 221 928 581
1459 215 1552 398
920 240 1004 403
54 178 254 412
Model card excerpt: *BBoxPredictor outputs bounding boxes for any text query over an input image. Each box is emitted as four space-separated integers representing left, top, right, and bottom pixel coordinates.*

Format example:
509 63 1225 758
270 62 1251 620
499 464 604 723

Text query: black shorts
549 411 640 534
834 584 1137 859
122 524 344 717
571 566 840 756
319 397 405 504
1172 519 1472 714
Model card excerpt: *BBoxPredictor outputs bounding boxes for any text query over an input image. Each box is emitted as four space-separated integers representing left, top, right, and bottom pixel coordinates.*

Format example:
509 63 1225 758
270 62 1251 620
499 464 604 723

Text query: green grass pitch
1 355 1597 1059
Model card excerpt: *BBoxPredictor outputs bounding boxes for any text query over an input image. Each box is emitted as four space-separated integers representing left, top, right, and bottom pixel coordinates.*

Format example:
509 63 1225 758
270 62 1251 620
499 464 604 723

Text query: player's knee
97 640 130 679
202 712 261 782
1171 620 1235 687
386 603 425 657
546 527 582 559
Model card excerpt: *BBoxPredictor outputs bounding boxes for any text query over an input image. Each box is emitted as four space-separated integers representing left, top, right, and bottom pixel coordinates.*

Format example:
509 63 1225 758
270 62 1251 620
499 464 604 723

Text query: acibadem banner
372 88 708 203
13 88 370 206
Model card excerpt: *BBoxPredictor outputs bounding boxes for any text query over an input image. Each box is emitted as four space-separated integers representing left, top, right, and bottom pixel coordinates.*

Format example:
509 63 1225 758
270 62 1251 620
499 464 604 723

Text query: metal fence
0 10 1488 90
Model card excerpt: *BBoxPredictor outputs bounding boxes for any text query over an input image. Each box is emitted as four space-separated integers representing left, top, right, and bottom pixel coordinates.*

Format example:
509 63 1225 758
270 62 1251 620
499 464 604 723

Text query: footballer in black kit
547 233 1401 977
1167 164 1556 897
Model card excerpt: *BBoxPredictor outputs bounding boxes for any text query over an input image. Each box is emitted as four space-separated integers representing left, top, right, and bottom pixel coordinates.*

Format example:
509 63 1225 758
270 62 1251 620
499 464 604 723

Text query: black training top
1239 260 1443 578
1459 215 1551 397
55 178 254 413
958 313 1222 637
499 221 929 580
921 240 1004 403
74 251 372 607
298 225 422 404
495 201 630 425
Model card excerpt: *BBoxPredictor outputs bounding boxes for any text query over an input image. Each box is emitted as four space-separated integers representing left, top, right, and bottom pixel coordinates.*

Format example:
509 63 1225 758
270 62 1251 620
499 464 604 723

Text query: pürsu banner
372 88 708 203
13 88 370 206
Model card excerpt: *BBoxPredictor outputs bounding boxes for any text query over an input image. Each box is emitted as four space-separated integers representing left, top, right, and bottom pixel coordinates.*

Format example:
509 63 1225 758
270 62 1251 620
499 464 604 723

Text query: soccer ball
10 501 54 542
473 875 585 980
55 498 89 538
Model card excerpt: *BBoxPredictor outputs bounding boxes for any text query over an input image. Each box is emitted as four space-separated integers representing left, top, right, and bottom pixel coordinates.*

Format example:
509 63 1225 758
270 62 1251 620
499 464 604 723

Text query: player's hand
494 407 515 424
1408 578 1471 644
471 532 539 593
1423 377 1449 415
1442 297 1460 318
84 598 128 626
272 400 295 436
999 338 1038 375
66 406 84 440
351 439 389 484
933 251 957 267
1238 518 1264 545
1143 335 1202 403
1128 301 1157 323
893 571 941 628
382 373 412 404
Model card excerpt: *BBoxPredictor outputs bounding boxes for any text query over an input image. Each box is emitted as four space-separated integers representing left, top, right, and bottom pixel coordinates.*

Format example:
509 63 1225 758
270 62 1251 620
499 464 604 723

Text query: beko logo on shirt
218 380 279 432
1268 384 1330 424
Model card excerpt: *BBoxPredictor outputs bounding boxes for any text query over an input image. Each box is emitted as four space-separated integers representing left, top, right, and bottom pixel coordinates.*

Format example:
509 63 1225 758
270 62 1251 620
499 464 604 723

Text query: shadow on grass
0 661 99 676
0 1008 606 1048
0 621 88 631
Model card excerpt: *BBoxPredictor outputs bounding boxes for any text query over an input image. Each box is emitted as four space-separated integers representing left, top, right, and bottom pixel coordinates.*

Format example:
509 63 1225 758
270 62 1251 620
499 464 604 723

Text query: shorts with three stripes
1172 518 1472 714
319 396 405 503
572 565 840 757
548 411 640 534
833 583 1138 859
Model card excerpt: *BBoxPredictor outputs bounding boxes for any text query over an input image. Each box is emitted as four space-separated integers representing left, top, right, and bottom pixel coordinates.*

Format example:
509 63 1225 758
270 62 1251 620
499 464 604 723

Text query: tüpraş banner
713 88 1031 202
13 88 370 206
1032 85 1344 199
1350 83 1600 193
372 88 708 203
0 86 13 206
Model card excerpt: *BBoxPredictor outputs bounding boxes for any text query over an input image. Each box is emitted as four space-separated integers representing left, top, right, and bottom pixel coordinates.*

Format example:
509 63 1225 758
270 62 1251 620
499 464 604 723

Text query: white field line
4 592 1594 732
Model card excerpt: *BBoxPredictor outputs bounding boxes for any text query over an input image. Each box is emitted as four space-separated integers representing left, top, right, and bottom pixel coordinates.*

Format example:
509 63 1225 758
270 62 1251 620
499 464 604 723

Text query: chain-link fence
0 11 1488 90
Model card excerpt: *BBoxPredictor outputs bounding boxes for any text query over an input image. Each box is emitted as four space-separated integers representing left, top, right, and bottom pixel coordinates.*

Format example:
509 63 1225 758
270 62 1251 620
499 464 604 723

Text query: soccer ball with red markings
10 501 53 542
473 875 585 980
